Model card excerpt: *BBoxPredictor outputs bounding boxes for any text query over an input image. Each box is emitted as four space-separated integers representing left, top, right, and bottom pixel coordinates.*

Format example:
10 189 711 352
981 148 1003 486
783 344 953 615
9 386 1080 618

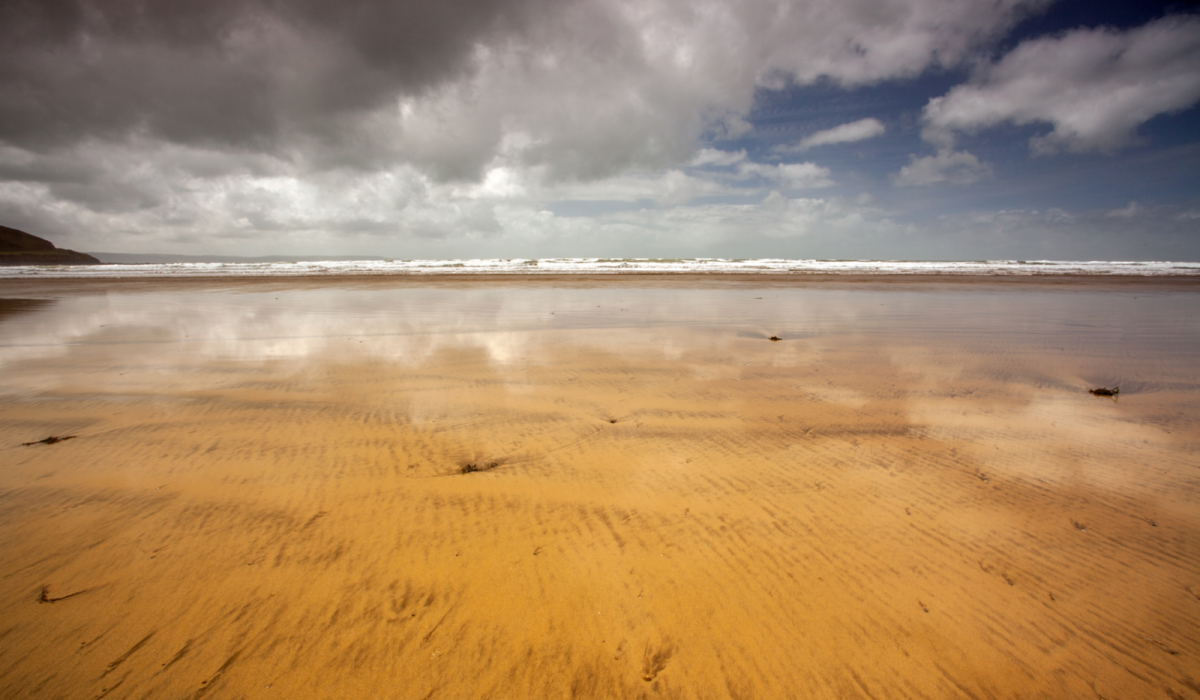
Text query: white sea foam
1 258 1198 278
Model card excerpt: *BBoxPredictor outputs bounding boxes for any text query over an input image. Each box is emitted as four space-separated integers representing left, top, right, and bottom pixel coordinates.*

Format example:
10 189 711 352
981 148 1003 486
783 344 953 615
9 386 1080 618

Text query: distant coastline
0 225 99 266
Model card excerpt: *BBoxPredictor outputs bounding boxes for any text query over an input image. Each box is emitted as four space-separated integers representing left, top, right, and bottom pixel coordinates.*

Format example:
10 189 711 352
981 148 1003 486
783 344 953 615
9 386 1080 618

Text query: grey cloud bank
0 0 1196 260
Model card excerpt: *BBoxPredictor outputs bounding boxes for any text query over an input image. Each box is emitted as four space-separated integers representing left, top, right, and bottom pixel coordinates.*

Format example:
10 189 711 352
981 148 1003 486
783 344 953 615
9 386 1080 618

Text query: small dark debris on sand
1089 386 1119 398
22 435 76 446
1072 520 1088 532
1139 634 1181 655
461 462 499 474
768 336 782 342
39 585 88 603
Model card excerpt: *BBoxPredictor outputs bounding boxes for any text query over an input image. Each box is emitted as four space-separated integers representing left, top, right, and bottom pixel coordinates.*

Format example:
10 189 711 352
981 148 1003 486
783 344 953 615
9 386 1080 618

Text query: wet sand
1 276 1198 699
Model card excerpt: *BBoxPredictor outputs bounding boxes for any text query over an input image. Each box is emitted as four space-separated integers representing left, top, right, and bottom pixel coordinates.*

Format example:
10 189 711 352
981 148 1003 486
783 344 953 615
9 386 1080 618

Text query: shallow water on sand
1 280 1198 699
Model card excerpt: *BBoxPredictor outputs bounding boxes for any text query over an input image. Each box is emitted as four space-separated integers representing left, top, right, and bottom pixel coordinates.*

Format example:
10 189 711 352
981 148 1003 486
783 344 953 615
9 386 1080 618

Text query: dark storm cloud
0 0 1052 169
0 0 548 152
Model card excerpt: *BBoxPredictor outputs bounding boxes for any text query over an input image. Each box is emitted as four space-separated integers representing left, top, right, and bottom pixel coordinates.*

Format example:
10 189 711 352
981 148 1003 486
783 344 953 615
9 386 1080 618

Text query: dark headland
0 225 99 266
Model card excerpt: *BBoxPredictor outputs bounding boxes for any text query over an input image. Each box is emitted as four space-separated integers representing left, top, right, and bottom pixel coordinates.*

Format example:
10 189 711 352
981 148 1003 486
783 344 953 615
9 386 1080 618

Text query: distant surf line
2 258 1199 278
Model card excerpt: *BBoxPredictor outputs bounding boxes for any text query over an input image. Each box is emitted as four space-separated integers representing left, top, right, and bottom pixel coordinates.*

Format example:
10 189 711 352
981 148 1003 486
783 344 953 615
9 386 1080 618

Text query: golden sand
1 276 1198 699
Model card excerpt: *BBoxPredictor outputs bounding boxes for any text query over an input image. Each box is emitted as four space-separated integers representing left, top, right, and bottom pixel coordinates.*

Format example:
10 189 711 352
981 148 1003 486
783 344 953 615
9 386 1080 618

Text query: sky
1 0 1198 261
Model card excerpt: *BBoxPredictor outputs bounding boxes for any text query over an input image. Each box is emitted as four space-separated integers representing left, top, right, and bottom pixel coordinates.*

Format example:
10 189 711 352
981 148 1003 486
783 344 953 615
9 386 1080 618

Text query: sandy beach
1 275 1198 699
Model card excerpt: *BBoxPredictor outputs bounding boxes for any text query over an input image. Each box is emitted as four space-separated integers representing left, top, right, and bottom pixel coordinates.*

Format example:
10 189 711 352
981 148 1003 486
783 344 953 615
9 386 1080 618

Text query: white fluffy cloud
922 15 1200 153
738 162 835 189
892 148 990 186
782 118 887 151
1105 201 1141 219
690 149 748 167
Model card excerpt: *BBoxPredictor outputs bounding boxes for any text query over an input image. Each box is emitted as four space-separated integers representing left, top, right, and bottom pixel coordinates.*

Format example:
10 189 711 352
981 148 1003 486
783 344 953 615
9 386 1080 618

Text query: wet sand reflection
1 279 1198 699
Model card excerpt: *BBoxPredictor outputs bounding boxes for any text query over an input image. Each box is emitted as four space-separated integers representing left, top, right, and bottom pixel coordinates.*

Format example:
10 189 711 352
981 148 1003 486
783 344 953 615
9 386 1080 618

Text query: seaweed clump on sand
22 435 76 446
768 336 782 342
461 461 499 475
1089 386 1119 400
